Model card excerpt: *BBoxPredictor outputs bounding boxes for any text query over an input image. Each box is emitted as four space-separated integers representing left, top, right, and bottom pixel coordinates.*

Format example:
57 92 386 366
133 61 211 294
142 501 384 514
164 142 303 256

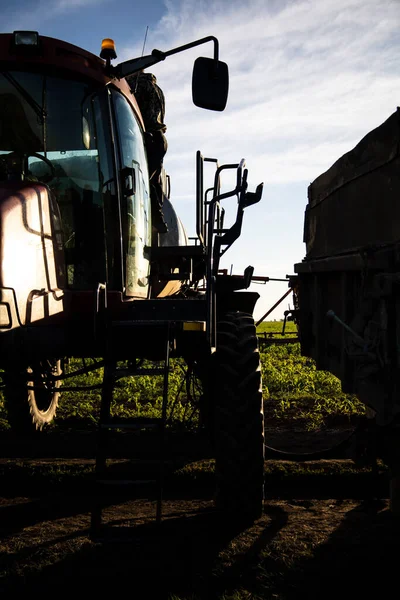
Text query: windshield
0 72 108 290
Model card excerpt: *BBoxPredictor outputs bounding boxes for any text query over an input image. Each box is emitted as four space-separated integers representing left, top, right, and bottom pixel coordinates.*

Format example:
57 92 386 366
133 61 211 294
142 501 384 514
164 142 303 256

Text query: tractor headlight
13 31 40 46
11 31 41 55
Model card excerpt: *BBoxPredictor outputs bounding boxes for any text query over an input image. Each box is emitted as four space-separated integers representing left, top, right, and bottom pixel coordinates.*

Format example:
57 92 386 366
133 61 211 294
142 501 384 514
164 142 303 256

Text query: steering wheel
0 151 56 183
25 152 56 183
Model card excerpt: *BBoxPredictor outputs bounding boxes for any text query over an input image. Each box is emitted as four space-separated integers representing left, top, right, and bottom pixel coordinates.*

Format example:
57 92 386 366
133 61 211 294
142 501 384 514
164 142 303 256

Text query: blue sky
3 0 400 320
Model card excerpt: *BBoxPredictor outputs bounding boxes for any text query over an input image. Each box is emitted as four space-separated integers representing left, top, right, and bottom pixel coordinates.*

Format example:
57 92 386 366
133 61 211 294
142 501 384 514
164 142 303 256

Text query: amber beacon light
100 38 117 61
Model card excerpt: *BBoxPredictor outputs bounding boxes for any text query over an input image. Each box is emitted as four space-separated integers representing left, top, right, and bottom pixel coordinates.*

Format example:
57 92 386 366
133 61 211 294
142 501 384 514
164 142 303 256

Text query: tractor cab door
110 89 152 299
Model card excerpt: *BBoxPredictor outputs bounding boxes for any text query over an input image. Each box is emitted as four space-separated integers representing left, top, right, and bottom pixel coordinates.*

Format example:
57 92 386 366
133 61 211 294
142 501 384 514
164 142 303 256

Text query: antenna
141 25 149 56
135 25 149 94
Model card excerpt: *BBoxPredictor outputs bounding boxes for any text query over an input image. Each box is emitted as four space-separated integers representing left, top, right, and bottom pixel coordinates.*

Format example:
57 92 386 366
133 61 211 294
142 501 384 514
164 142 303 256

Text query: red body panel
0 182 65 327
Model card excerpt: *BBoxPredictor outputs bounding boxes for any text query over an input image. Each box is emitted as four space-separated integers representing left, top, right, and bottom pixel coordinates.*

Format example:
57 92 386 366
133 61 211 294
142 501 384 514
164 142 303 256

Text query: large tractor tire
211 311 265 525
4 359 62 434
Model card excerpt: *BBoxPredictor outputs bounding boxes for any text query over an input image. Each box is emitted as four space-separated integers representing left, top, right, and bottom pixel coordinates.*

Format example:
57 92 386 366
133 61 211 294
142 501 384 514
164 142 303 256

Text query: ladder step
115 368 166 377
100 418 162 430
96 479 157 486
92 330 171 534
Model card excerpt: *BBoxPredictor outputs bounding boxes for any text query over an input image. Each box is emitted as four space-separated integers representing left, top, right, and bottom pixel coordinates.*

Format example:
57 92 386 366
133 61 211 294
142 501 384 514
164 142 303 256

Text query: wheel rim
28 360 61 422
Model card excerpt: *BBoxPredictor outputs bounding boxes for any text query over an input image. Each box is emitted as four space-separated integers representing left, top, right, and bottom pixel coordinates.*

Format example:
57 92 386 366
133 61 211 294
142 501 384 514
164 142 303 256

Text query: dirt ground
0 425 398 599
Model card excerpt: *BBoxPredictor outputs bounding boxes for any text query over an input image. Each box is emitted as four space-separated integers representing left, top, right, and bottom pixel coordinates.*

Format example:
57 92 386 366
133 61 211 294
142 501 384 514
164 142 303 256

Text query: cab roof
0 32 108 84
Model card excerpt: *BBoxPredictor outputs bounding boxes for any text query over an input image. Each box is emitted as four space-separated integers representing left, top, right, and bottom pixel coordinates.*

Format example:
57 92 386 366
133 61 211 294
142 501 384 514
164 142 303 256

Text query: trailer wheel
211 311 265 525
4 360 62 433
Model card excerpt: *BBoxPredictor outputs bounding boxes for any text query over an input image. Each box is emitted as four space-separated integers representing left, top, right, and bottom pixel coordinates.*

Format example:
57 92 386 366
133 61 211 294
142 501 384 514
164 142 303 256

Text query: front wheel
4 359 62 434
210 311 265 524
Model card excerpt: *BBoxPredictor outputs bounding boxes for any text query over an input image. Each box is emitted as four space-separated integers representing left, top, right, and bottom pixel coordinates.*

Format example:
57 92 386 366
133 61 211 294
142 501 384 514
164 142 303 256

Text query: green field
257 319 298 337
0 320 364 432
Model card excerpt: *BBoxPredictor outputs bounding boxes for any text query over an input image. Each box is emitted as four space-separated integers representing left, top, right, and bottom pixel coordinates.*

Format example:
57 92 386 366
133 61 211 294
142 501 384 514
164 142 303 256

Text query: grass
0 358 201 432
260 343 364 429
0 456 393 600
0 456 384 495
257 319 298 338
0 321 365 432
0 322 386 600
256 319 364 429
54 357 201 429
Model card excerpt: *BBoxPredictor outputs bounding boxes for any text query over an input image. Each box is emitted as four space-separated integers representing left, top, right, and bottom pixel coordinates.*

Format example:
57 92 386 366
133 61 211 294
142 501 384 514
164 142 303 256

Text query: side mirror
192 57 229 111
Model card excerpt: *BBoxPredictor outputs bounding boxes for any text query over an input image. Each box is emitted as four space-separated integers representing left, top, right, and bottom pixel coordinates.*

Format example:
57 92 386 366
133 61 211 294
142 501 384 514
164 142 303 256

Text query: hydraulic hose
264 429 356 462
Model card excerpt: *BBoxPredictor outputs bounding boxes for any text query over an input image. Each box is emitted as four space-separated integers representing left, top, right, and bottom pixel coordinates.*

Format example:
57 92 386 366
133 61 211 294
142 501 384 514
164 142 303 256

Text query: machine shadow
282 500 400 600
0 503 288 598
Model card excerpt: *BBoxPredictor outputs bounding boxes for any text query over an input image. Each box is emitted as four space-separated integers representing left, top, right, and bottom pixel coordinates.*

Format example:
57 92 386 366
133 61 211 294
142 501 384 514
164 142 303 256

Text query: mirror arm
112 35 220 79
162 35 219 62
111 53 164 78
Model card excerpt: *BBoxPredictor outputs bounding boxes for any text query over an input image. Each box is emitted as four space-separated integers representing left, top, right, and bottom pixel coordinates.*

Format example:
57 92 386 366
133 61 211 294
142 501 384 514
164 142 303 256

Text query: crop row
0 337 364 432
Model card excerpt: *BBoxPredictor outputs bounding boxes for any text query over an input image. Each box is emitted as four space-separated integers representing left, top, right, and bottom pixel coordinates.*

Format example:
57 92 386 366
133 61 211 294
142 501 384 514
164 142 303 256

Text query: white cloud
130 0 399 318
131 0 399 188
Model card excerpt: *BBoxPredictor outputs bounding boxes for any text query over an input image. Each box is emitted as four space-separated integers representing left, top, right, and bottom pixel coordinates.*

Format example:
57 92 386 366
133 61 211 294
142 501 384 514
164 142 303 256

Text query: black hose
264 429 356 461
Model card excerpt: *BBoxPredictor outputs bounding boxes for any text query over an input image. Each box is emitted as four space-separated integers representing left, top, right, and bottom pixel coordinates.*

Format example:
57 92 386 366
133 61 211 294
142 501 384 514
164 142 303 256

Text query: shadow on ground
1 488 399 599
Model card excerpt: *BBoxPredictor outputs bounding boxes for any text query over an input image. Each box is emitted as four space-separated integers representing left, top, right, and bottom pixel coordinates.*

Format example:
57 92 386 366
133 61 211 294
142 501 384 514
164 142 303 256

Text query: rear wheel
4 359 62 434
211 311 265 524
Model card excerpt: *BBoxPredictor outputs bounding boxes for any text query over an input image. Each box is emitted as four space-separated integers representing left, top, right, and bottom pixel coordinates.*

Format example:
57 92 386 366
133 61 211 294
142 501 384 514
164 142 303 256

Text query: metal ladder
90 326 171 540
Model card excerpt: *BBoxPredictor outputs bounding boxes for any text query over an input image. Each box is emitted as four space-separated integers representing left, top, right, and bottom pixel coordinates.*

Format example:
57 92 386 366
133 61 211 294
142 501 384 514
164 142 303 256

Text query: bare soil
0 425 397 599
